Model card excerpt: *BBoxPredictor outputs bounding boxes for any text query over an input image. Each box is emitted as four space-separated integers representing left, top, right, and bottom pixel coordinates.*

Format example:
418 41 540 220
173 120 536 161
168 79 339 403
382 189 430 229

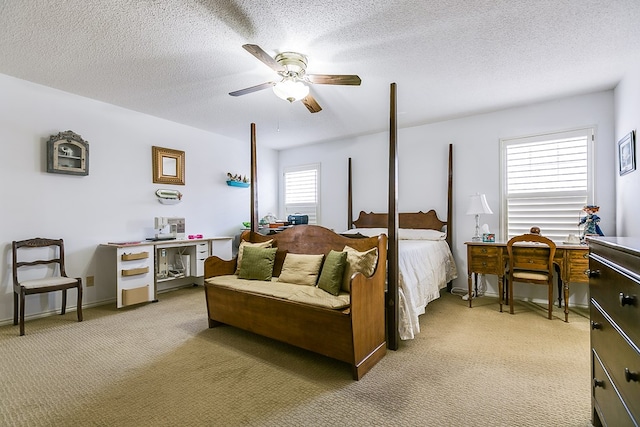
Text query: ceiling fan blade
229 81 275 97
301 94 322 113
306 74 361 85
242 44 285 72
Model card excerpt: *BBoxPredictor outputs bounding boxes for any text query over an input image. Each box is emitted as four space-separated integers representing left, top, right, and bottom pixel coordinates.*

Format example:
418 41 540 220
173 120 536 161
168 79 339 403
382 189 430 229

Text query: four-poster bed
342 84 456 348
230 84 455 353
345 144 456 347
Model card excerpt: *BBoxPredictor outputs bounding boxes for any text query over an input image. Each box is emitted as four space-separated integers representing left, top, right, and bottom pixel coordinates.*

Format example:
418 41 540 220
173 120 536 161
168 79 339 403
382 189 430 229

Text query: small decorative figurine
227 172 250 183
579 205 604 239
59 146 74 156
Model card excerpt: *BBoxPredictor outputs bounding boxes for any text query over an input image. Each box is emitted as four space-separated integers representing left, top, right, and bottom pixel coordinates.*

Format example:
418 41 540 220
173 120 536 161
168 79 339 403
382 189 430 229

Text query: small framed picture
152 146 185 185
482 233 495 242
618 130 636 176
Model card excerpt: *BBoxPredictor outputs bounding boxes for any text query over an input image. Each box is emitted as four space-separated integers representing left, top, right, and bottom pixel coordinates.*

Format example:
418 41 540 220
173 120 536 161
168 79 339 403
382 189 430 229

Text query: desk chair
12 238 83 336
505 234 556 319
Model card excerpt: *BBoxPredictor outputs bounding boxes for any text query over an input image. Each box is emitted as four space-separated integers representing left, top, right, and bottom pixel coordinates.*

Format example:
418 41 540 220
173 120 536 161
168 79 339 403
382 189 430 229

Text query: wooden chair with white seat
12 238 83 336
505 233 557 319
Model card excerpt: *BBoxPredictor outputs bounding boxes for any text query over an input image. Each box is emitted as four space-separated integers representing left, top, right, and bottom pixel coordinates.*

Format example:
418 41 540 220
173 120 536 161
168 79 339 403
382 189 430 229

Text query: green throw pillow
235 239 273 274
237 246 277 281
317 250 348 296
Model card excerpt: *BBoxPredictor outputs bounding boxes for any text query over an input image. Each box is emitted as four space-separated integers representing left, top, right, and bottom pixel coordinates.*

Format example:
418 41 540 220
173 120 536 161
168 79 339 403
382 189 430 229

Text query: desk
465 241 589 321
99 237 232 308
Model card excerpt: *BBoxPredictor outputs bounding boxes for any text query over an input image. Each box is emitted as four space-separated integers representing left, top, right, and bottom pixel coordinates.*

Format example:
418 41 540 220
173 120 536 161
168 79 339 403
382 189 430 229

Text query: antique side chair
505 233 557 319
12 238 83 336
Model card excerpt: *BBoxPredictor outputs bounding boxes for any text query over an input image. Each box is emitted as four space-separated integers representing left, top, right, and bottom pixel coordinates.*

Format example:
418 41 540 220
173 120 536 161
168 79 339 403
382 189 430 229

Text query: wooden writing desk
465 241 589 321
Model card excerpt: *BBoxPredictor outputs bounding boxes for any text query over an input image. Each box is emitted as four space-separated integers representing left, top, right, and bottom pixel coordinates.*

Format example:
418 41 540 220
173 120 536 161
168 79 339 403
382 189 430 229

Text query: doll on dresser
579 205 604 239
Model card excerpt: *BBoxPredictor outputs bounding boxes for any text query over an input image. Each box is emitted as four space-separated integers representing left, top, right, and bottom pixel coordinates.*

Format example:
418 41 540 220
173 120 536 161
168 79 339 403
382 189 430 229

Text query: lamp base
471 236 482 242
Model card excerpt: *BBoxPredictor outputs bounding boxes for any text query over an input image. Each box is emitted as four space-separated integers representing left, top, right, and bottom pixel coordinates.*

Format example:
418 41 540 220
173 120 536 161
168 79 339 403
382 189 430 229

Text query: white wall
0 74 278 324
614 72 640 236
279 90 616 307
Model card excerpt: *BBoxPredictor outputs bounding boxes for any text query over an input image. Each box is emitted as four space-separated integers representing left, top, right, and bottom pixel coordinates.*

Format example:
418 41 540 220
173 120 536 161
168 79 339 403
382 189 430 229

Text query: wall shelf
46 130 89 176
227 180 249 188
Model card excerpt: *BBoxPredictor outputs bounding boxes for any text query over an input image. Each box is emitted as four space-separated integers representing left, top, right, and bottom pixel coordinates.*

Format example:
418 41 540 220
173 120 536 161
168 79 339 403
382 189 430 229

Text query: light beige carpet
0 288 592 426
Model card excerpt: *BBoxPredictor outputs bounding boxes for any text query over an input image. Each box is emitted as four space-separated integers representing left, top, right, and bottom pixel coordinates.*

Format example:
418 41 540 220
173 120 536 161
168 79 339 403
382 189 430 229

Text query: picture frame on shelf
618 130 636 176
152 146 185 185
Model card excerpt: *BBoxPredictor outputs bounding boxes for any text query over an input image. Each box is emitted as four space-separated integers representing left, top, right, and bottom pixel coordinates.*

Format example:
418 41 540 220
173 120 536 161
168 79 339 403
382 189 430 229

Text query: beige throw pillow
278 253 324 286
235 239 273 274
342 245 379 292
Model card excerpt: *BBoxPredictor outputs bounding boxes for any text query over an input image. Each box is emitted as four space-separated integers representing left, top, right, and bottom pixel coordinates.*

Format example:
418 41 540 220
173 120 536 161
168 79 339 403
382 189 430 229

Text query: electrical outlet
86 276 95 287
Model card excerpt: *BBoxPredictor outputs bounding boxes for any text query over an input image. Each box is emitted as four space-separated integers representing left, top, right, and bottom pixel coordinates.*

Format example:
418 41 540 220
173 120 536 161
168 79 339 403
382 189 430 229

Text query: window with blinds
283 164 319 225
500 128 594 242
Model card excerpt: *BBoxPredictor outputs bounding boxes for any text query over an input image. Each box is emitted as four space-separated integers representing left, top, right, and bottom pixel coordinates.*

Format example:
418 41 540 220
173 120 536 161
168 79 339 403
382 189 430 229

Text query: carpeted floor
0 287 593 426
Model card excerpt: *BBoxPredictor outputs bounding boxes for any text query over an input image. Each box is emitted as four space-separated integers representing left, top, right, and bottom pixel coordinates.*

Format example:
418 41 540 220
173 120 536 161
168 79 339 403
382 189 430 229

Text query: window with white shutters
500 128 594 242
283 164 319 225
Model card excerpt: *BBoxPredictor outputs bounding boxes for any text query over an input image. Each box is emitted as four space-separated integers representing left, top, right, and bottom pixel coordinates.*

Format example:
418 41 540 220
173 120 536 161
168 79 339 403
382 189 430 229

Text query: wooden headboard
352 210 447 231
347 143 454 251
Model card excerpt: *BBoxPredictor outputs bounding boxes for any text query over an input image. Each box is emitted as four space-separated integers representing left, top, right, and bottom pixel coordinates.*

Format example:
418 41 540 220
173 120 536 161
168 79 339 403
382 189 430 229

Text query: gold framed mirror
152 146 185 185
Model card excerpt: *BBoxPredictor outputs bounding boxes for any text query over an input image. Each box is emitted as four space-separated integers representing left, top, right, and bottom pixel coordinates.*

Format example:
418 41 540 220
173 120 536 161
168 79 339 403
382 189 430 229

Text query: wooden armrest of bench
204 256 237 278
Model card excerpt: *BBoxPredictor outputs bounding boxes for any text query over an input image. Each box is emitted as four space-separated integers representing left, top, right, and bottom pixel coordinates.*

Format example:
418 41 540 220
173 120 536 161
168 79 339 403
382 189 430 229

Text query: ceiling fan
229 44 361 113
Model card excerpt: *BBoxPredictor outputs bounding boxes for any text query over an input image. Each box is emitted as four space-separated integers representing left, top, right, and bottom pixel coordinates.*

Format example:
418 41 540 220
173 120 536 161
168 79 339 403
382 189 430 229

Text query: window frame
499 127 595 242
282 163 320 225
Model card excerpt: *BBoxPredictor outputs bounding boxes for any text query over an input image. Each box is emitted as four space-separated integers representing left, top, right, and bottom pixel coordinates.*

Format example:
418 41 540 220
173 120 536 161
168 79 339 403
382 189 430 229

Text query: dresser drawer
470 256 500 273
468 246 501 273
590 255 640 345
592 350 637 427
591 301 640 420
469 245 500 257
566 249 589 283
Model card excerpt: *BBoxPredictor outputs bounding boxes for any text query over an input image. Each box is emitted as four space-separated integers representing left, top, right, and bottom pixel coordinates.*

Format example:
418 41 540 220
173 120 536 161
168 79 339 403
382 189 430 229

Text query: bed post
387 83 399 351
348 157 353 230
446 143 453 291
250 123 259 233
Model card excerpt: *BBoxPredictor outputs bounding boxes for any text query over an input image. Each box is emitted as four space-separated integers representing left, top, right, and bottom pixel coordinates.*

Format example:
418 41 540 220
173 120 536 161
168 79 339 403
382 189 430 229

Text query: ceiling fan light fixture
273 78 309 103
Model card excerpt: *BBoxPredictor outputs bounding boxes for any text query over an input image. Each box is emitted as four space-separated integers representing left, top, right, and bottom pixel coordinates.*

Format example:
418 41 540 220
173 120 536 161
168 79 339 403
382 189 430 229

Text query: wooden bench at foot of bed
204 225 387 380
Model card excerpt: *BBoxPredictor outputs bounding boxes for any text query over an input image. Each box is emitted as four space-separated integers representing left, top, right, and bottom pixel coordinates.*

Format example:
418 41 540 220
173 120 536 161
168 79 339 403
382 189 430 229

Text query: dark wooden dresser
588 237 640 426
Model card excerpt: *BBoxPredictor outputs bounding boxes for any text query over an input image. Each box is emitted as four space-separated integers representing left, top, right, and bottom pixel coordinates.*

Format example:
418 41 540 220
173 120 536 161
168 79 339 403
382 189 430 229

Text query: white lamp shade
466 193 493 215
273 79 309 103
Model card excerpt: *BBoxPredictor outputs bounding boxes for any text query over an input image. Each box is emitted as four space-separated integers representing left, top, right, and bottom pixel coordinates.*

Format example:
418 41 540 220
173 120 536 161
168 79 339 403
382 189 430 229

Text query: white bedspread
397 240 457 339
341 228 458 340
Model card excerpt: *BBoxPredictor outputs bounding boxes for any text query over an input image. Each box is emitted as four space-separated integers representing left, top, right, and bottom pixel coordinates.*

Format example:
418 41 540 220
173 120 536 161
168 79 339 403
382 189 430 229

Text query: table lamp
466 193 493 241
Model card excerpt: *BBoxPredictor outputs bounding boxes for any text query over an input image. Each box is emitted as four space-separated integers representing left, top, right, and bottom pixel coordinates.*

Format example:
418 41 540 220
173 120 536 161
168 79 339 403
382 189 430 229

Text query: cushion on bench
205 275 350 310
235 239 273 274
238 246 277 280
342 245 379 292
277 253 324 286
317 250 348 296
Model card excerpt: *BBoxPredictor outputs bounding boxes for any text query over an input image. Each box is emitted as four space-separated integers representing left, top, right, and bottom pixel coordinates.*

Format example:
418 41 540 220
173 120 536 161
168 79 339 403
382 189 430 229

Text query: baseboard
471 291 589 310
0 298 115 327
0 284 201 327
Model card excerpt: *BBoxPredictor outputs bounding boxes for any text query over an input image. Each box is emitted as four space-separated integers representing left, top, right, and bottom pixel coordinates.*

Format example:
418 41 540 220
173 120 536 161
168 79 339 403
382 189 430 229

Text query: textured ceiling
1 0 640 150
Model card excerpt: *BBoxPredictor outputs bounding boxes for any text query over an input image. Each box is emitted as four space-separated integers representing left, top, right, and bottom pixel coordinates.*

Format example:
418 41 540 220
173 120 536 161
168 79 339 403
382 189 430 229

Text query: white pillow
343 227 445 240
398 228 446 241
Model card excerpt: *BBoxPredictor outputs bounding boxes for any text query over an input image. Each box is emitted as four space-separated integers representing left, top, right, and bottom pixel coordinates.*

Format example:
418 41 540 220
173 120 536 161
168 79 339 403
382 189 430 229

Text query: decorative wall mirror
152 146 185 185
46 130 89 176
